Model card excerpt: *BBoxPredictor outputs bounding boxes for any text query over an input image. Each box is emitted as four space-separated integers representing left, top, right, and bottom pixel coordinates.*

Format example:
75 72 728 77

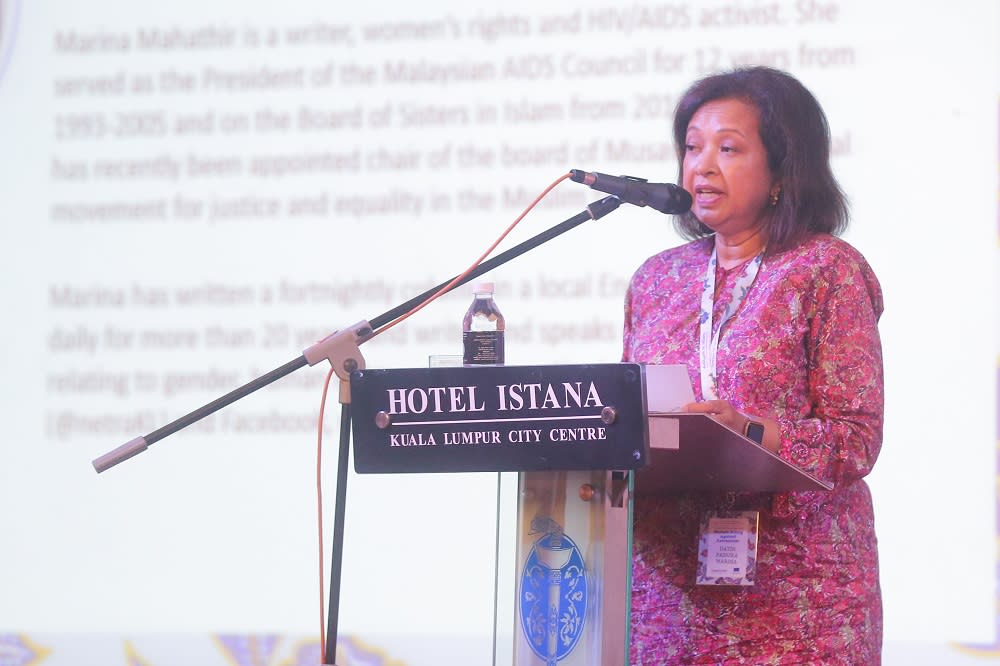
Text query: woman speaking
624 67 884 664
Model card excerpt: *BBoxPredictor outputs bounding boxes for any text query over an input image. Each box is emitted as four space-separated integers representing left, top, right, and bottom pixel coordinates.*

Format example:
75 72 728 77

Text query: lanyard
698 246 764 400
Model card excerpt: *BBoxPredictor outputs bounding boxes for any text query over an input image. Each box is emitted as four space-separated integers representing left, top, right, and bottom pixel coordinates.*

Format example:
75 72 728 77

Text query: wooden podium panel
635 413 831 494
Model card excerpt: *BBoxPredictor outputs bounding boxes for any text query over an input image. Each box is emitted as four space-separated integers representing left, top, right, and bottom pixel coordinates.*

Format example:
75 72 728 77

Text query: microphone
569 169 692 214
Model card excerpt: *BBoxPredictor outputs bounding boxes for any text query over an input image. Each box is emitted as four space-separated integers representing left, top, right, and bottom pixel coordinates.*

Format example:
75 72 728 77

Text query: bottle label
463 331 505 365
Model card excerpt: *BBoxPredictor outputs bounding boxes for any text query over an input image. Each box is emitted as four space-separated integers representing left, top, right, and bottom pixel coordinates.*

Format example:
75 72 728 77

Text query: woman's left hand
683 399 746 432
683 400 781 453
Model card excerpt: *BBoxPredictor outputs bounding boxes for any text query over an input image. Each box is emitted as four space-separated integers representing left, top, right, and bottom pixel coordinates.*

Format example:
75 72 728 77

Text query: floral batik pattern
624 234 884 665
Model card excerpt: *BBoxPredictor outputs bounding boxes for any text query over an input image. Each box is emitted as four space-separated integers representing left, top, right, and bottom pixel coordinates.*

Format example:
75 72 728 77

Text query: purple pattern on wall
216 634 281 666
0 634 46 666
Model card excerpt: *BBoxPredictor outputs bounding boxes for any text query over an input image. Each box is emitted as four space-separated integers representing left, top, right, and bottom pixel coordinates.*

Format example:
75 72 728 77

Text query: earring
769 189 781 207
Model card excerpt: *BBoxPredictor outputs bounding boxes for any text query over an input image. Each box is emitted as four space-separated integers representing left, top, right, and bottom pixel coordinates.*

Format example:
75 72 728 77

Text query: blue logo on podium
519 518 588 664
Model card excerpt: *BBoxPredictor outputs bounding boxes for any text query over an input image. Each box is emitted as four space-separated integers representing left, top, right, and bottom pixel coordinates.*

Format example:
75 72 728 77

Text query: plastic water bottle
462 282 505 365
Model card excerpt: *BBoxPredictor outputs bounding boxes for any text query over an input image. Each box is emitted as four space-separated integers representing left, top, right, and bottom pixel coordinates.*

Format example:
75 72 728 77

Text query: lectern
91 197 763 665
349 362 829 666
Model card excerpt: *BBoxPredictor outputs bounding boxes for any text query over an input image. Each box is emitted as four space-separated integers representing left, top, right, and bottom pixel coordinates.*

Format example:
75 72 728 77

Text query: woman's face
682 98 777 242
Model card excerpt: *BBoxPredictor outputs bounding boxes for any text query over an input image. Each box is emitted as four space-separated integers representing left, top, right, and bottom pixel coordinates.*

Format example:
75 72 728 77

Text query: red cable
368 171 572 339
315 171 573 659
316 365 336 656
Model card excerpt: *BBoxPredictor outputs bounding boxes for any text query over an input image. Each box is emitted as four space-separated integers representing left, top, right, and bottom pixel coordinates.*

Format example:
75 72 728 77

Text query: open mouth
694 186 723 205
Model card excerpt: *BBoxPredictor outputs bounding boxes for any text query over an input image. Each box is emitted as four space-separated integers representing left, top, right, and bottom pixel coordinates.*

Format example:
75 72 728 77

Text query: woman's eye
721 145 737 153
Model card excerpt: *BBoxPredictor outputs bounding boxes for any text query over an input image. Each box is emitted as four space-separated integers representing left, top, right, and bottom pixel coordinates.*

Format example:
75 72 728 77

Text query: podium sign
350 364 648 474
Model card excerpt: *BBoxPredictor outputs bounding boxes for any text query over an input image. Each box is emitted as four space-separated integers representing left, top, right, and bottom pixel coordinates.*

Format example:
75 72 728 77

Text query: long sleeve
776 251 884 486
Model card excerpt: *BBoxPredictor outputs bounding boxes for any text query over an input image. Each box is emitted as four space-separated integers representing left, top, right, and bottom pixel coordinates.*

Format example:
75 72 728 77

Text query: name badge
696 510 759 586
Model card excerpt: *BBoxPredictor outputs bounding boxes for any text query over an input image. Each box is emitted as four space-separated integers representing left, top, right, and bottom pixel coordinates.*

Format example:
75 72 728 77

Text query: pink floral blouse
623 234 884 665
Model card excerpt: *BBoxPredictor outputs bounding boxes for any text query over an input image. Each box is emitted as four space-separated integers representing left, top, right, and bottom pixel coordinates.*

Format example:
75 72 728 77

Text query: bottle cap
472 281 494 294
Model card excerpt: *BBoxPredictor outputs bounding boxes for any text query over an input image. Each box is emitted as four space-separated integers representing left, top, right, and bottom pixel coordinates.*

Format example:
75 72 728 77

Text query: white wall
0 1 997 664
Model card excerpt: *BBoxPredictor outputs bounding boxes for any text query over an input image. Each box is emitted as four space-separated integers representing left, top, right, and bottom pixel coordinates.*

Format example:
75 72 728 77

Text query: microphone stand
91 195 622 665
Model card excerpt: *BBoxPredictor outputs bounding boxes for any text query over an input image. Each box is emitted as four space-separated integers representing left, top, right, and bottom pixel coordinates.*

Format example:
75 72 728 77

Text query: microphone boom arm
91 195 623 474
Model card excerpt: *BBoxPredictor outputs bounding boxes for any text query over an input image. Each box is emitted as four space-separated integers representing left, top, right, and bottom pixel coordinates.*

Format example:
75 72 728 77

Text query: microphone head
571 169 692 215
649 183 692 215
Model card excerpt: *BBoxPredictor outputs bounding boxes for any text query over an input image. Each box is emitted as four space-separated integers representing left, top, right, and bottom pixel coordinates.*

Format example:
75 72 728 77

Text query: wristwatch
743 418 765 445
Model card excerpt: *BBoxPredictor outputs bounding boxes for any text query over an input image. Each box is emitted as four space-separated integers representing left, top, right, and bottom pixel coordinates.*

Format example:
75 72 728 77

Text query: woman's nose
693 152 717 175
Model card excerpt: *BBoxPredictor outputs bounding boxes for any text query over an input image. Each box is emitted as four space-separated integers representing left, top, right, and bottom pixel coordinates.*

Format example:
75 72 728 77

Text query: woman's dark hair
672 66 848 251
